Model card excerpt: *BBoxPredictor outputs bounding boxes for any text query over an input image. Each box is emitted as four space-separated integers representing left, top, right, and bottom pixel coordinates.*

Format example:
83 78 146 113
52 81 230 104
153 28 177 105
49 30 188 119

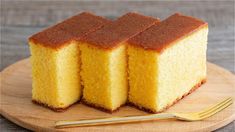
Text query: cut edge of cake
79 43 128 112
29 40 81 111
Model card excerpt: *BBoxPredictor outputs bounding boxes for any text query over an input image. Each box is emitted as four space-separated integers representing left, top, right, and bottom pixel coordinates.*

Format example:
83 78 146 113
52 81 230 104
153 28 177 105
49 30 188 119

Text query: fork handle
55 113 174 128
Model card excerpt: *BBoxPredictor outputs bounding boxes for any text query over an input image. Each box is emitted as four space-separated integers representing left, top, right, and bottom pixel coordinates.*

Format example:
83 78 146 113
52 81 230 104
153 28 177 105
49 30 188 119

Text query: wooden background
1 0 234 131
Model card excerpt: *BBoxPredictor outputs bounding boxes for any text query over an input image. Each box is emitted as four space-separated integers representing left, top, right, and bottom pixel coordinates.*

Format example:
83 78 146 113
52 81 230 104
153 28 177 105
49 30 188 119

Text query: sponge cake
29 12 110 111
79 13 159 112
127 13 208 113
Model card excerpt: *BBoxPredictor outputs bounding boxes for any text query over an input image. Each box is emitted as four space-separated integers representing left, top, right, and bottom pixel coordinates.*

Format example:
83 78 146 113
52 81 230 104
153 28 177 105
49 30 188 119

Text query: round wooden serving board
0 58 235 132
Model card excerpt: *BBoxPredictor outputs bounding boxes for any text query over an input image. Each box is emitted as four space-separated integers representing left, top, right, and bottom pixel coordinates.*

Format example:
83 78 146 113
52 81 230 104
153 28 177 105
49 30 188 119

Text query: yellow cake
79 13 159 112
28 12 109 111
127 13 208 113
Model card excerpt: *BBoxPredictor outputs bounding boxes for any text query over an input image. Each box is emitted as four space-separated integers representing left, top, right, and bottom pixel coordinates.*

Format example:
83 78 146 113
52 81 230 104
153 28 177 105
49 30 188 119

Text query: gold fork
55 97 233 128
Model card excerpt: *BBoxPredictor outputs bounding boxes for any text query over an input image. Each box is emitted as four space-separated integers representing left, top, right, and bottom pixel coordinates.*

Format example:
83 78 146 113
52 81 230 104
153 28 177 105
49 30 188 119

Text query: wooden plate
1 58 235 132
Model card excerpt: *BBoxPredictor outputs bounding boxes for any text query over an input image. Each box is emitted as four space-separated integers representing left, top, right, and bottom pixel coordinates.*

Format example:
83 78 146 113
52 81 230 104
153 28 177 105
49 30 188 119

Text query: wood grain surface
1 0 234 131
1 59 235 132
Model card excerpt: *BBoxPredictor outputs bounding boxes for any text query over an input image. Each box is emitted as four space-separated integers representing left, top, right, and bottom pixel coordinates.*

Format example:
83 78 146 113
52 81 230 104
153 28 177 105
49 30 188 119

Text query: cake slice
28 12 110 111
79 13 159 112
127 13 208 113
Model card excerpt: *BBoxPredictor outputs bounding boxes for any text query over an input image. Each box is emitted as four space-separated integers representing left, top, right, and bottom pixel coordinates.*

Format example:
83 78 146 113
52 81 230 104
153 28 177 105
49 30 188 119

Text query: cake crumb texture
30 42 81 109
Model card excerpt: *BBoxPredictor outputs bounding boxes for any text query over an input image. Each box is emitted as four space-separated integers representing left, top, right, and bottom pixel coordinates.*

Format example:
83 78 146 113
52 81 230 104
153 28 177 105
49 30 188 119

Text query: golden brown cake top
80 12 159 49
128 13 208 53
29 12 110 49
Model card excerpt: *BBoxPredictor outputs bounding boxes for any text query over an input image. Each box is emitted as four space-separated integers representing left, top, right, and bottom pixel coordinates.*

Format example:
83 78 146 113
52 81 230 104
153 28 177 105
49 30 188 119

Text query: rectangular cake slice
28 12 109 111
127 13 208 113
79 13 159 112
